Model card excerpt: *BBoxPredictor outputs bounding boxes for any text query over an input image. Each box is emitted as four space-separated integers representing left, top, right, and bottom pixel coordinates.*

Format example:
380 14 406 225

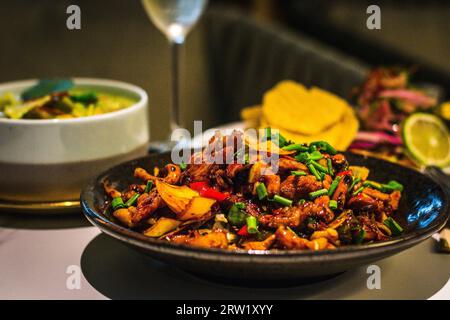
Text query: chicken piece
280 175 322 200
388 190 401 210
263 174 281 196
347 193 379 212
275 226 309 250
331 174 352 206
278 157 308 172
131 191 165 224
171 230 228 249
103 182 121 198
242 234 276 250
226 163 247 179
331 153 349 173
164 164 181 184
362 187 390 201
259 205 307 228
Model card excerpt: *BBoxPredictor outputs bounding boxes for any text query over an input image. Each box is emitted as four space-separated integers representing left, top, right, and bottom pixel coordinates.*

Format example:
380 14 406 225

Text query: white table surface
0 215 448 300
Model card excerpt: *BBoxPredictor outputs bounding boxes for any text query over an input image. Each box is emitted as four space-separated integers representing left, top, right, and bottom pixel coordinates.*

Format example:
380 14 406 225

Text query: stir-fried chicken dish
104 130 404 251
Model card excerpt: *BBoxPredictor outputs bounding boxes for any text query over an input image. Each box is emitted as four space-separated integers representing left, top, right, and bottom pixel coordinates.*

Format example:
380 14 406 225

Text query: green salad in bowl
0 78 137 119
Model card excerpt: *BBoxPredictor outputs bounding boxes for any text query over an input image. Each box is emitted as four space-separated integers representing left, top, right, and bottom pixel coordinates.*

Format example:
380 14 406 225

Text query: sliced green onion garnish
383 217 403 235
328 176 341 196
228 203 247 226
381 180 404 193
353 186 364 196
363 180 382 190
311 160 328 173
180 161 187 171
291 170 307 176
298 199 306 205
276 132 288 148
125 193 140 207
310 141 337 155
349 177 361 193
310 150 323 161
256 182 268 200
327 158 334 176
354 229 366 244
309 188 329 199
308 163 322 181
282 143 309 152
329 200 338 210
246 216 259 234
295 152 310 163
111 197 126 211
144 180 153 193
272 195 293 206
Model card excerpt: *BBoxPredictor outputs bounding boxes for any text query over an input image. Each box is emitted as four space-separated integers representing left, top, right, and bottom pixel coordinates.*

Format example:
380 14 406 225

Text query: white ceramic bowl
0 78 149 202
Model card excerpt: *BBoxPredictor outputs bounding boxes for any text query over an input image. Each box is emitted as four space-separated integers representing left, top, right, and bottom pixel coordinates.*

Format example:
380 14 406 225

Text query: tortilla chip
262 80 348 135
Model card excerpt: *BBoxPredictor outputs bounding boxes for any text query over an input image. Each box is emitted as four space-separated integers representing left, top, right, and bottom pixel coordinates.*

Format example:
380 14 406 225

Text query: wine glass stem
170 41 182 131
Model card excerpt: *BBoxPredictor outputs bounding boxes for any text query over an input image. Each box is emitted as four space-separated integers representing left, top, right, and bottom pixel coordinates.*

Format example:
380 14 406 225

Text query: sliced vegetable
329 200 338 210
291 170 307 176
383 217 403 235
255 182 268 200
227 203 247 226
310 141 337 155
143 217 181 237
308 163 322 181
328 176 342 196
111 197 126 211
189 181 228 201
125 193 139 207
282 143 309 152
21 79 74 101
144 180 153 193
246 216 259 234
272 195 293 206
309 188 329 199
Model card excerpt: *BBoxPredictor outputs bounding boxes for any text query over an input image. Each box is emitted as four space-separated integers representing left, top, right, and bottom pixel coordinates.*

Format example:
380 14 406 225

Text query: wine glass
142 0 208 151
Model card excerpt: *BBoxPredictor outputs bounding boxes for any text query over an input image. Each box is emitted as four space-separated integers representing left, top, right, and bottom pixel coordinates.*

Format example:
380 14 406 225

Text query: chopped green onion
276 132 288 148
256 182 268 200
125 193 140 207
228 203 247 226
308 163 322 181
298 199 306 205
349 177 361 193
381 180 404 193
311 160 328 173
327 158 334 176
353 186 364 196
282 143 309 152
354 229 366 244
144 180 153 193
295 152 310 163
329 200 338 210
272 195 293 206
328 176 341 196
309 188 329 199
244 153 250 165
383 217 403 235
111 197 126 211
363 180 382 190
291 170 307 176
180 161 187 171
310 150 323 161
246 216 259 234
310 141 337 155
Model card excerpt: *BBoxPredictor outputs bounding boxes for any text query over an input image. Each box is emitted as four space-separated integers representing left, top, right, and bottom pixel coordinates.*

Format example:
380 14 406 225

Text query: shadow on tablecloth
80 234 449 299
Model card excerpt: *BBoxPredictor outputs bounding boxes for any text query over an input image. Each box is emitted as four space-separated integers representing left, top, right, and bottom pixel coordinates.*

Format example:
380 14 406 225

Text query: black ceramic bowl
81 153 449 285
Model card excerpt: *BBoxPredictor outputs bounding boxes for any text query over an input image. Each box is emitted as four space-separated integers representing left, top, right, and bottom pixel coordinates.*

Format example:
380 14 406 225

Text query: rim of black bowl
81 153 449 262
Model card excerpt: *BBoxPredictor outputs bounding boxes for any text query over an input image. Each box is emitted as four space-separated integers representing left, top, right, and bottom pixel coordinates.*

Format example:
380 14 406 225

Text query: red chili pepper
189 181 228 201
337 170 353 177
237 225 250 237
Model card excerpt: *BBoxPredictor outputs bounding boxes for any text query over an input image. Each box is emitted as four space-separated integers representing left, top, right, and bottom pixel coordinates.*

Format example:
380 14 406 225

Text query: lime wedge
403 113 450 167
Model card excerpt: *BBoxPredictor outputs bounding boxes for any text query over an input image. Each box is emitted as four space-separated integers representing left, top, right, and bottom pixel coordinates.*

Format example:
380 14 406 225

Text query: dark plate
81 152 449 285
